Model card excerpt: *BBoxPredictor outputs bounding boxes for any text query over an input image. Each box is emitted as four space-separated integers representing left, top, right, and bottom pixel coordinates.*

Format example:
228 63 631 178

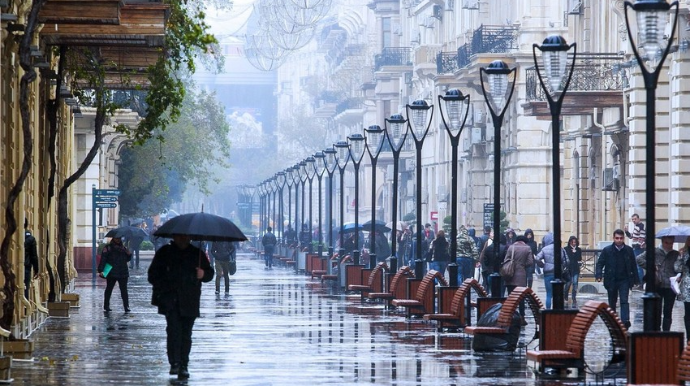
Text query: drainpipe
593 108 607 243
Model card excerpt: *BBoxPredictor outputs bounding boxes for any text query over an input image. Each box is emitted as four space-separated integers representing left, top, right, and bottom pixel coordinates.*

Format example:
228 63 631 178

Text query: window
382 17 392 48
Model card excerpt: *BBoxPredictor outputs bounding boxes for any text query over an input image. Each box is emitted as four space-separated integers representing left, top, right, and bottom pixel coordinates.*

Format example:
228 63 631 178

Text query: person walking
674 236 690 342
626 214 646 288
148 234 214 380
563 235 582 306
97 236 132 314
128 224 147 269
24 219 40 299
535 233 568 309
524 229 539 285
456 225 479 283
595 229 639 329
502 235 534 321
429 230 450 275
262 226 277 269
210 241 235 295
636 235 679 331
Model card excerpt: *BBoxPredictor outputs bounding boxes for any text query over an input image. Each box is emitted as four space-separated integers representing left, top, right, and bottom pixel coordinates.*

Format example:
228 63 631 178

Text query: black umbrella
153 212 247 242
362 220 391 233
105 226 148 240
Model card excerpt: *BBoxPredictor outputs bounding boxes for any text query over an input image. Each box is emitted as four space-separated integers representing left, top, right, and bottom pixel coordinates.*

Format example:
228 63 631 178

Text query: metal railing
437 51 459 74
525 53 626 101
580 249 602 280
374 47 412 72
471 24 519 55
335 97 363 115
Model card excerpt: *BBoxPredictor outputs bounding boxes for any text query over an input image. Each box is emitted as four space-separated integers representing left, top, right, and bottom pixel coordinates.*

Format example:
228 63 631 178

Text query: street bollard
447 263 458 286
353 250 360 265
389 256 398 273
414 259 424 278
490 273 502 297
369 253 376 269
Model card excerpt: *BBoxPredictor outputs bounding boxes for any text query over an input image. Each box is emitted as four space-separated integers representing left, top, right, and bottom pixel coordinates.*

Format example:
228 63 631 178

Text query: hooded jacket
536 233 568 275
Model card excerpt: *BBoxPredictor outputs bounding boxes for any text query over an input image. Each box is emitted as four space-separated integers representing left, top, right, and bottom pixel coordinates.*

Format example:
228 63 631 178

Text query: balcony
454 25 518 70
437 51 459 74
374 47 412 72
523 53 626 117
334 97 364 125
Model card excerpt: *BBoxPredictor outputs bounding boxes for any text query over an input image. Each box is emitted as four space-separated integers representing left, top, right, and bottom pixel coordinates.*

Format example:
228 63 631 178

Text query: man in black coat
24 219 40 298
148 234 214 380
596 229 639 328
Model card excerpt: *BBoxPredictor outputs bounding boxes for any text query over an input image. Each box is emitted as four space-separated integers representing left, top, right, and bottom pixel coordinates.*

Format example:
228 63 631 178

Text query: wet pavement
8 252 681 385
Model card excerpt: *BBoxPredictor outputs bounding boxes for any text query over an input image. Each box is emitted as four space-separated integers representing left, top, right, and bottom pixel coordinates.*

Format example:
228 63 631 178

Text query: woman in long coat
675 236 690 342
502 235 534 319
430 230 450 275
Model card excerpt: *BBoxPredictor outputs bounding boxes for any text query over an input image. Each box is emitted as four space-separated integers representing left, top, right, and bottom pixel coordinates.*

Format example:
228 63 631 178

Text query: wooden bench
423 278 487 331
321 254 351 282
367 266 414 308
526 299 627 374
347 262 388 301
464 286 544 336
391 270 448 318
628 338 690 385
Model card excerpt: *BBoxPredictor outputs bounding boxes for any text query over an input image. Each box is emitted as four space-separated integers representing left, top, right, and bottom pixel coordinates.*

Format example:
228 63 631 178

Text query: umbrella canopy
385 221 407 232
655 225 690 243
105 226 148 240
154 212 248 242
335 222 364 234
362 219 391 233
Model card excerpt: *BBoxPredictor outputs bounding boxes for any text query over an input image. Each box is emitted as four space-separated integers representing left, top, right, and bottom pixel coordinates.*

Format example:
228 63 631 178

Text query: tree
118 86 231 218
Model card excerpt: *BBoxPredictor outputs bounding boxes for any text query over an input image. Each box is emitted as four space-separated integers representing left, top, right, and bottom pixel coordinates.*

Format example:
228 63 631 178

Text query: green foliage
443 215 452 233
488 210 510 235
403 212 416 222
140 241 154 251
118 86 231 218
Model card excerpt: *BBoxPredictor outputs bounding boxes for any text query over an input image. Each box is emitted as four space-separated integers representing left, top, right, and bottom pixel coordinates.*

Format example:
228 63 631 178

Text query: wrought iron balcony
374 47 412 72
457 44 471 68
525 53 625 102
471 24 518 55
335 97 363 115
437 51 459 74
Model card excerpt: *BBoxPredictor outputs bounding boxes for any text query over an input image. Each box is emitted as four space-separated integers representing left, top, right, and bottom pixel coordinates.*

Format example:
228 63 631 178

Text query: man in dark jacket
262 227 277 269
24 220 40 298
148 234 214 380
596 229 639 328
98 236 132 314
210 241 235 294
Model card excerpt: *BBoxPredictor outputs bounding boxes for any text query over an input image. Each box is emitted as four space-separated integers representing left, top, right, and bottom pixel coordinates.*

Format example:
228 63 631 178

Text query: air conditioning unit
485 126 494 142
405 158 416 171
602 168 619 191
462 137 471 152
474 108 485 125
445 0 455 11
406 180 415 197
462 0 479 10
471 126 482 144
568 0 583 15
410 30 420 43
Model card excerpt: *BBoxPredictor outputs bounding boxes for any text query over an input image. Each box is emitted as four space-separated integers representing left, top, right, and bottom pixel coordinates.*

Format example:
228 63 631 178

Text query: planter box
47 302 70 317
61 293 80 308
0 355 11 382
2 340 34 360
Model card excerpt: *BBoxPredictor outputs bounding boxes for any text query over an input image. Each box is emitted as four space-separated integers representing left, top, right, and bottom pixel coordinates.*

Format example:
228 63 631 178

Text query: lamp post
323 147 338 262
285 167 295 245
269 177 278 232
438 89 471 286
406 100 434 278
247 185 256 234
335 140 350 258
480 60 517 297
305 156 316 253
624 0 679 331
313 151 326 258
365 125 385 269
298 160 308 249
276 171 286 244
533 35 577 310
385 114 409 271
292 164 301 248
348 133 366 266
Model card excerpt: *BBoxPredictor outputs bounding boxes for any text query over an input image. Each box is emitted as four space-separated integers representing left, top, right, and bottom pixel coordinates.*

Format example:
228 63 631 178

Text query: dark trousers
606 280 631 324
659 287 676 332
104 276 129 311
684 302 690 342
24 267 32 298
165 309 196 366
215 260 230 292
129 249 140 269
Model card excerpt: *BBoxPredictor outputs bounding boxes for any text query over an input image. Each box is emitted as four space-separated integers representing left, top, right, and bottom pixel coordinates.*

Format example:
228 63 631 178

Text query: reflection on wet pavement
9 252 654 385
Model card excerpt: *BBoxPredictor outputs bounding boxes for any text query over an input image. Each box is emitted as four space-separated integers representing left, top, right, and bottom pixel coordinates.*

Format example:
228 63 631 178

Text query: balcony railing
437 51 459 74
335 97 363 115
525 53 625 101
471 24 518 55
374 47 412 72
457 44 471 68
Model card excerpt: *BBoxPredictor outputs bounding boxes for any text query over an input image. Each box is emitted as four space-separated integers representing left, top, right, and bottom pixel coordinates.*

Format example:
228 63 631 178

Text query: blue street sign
95 196 118 203
94 189 120 196
95 202 118 209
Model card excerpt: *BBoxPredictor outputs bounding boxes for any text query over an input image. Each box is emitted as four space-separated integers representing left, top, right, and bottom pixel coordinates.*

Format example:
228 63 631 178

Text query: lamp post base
489 273 502 298
447 263 458 287
642 292 662 332
369 253 376 269
389 256 398 273
551 279 565 310
414 259 424 278
353 250 360 266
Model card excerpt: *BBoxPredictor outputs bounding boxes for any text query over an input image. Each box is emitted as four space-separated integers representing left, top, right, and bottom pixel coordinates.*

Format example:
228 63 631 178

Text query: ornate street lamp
299 160 311 251
334 140 350 258
323 146 339 261
246 185 256 234
313 151 326 257
438 89 471 286
385 114 409 271
305 156 317 253
624 0 679 331
480 60 517 297
365 124 386 269
533 35 577 310
269 177 278 232
276 171 287 244
348 133 366 266
406 99 434 278
285 167 295 244
292 163 302 247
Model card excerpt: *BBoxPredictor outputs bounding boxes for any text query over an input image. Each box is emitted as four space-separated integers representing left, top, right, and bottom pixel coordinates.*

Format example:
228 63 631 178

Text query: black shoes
178 365 190 380
124 308 131 313
624 321 631 329
169 363 180 375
